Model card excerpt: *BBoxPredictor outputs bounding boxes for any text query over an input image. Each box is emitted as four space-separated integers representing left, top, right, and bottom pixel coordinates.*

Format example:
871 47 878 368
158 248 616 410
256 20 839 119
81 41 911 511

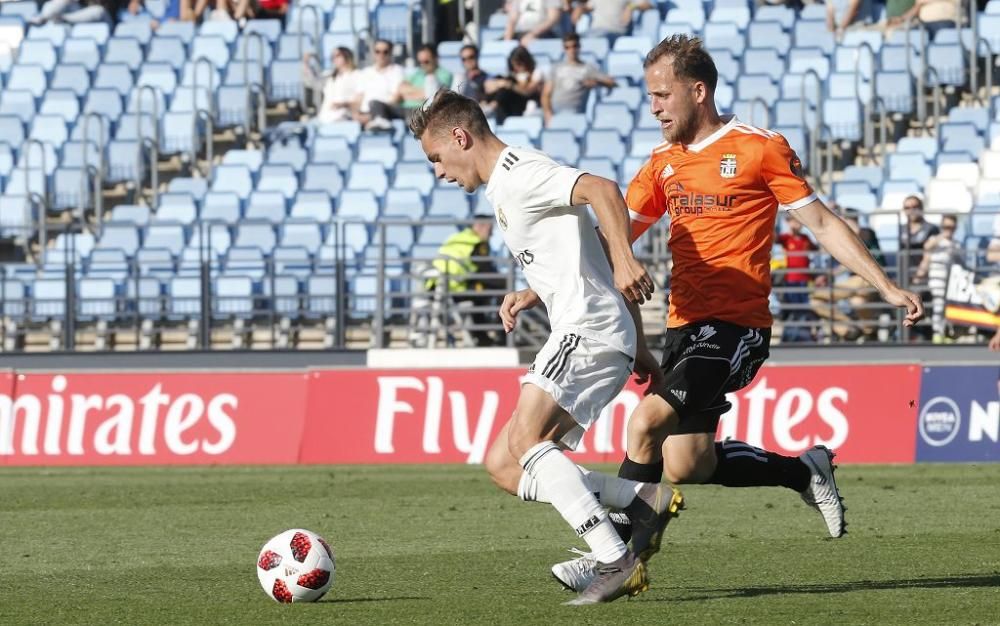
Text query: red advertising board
300 364 922 465
0 371 308 465
0 365 922 466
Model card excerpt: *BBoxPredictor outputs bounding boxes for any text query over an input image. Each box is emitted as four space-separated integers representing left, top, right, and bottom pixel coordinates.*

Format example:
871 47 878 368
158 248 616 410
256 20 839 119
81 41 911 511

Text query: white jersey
484 147 637 358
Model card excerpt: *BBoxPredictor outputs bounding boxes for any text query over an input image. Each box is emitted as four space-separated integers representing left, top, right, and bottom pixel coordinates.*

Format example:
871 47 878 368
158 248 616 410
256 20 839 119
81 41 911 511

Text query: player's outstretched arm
499 288 541 333
572 174 655 304
791 199 924 327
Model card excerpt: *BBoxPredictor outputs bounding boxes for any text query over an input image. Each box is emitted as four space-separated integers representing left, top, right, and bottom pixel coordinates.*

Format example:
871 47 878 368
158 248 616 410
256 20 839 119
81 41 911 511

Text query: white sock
519 441 628 564
518 467 641 509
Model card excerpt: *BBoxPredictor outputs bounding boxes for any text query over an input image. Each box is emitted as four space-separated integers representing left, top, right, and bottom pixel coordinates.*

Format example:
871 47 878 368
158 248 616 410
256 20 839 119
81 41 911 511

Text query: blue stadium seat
169 177 209 201
50 64 91 97
157 20 195 44
841 29 883 52
383 188 425 221
127 275 163 315
629 129 664 157
887 152 932 185
114 20 152 45
875 71 914 114
105 140 141 183
793 20 835 55
104 37 144 71
774 98 817 129
710 48 740 83
428 187 471 220
31 278 67 320
94 63 135 95
392 162 435 196
747 21 790 55
311 135 353 171
168 276 201 317
199 19 239 43
256 164 300 199
212 164 254 200
787 47 830 78
191 35 230 70
948 107 990 133
84 88 123 120
245 190 287 223
273 246 313 281
157 192 199 223
305 274 337 318
224 246 266 280
822 98 862 141
30 114 69 147
926 43 965 87
703 22 745 56
547 112 588 138
742 47 785 82
841 165 884 192
269 59 303 102
302 163 345 196
18 39 57 72
276 33 314 60
8 64 47 98
736 74 779 105
147 36 188 71
143 222 187 256
78 277 117 320
52 167 91 210
200 192 242 223
577 157 617 181
347 162 388 195
827 71 871 102
540 129 580 164
896 136 938 161
834 46 875 80
606 51 644 83
0 90 36 124
87 248 128 281
338 189 380 222
583 129 625 162
279 219 323 253
732 99 771 127
289 191 332 222
110 203 151 226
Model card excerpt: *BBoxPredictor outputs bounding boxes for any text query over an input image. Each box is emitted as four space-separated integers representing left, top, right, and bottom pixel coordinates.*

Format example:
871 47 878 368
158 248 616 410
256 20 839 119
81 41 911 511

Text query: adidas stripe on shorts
522 330 633 450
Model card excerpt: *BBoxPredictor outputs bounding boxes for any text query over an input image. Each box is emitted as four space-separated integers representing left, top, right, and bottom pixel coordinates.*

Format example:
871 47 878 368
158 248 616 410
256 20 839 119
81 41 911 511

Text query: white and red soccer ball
256 529 335 603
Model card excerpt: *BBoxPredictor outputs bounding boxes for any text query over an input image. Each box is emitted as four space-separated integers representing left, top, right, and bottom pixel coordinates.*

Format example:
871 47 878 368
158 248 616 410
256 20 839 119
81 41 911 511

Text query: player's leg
509 382 649 604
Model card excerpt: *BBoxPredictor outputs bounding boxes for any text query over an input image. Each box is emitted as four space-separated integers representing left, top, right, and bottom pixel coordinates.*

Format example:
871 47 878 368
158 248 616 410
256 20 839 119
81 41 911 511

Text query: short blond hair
644 34 718 92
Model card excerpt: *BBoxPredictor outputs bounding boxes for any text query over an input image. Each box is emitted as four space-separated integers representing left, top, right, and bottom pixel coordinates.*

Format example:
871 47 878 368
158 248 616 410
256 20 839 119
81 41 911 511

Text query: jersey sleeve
762 134 817 211
625 159 667 238
510 154 587 213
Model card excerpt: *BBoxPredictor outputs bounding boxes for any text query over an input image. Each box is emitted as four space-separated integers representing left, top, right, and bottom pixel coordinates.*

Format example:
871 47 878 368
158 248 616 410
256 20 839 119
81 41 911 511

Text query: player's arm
571 173 654 303
791 200 924 326
596 230 662 390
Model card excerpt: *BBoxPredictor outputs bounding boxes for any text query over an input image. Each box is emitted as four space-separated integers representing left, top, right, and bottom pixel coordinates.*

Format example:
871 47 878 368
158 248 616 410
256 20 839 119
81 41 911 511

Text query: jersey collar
685 114 738 153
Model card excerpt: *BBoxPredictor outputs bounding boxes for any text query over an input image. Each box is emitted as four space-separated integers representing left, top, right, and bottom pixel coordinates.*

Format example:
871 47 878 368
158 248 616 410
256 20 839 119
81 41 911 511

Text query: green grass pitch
1 464 998 625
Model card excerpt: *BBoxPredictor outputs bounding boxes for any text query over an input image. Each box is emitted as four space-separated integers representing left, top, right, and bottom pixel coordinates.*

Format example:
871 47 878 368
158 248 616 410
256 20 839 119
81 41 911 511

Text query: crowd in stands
1 0 998 350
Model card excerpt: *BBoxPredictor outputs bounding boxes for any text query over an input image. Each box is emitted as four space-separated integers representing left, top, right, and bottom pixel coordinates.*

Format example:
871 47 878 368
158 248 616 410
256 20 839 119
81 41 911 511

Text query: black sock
708 440 810 491
612 455 664 542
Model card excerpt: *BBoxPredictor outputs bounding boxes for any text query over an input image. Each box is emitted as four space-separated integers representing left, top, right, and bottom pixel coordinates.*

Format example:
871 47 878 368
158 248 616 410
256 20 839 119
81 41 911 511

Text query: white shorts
522 330 633 450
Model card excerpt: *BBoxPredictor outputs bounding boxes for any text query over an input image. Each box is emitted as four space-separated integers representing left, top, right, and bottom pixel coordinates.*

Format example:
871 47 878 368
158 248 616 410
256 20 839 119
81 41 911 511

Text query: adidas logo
659 164 675 181
670 389 687 403
283 566 300 577
689 325 717 343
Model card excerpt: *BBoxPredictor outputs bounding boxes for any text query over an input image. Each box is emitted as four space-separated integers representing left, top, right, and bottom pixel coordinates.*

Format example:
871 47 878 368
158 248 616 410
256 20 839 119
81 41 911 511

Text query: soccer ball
256 529 335 603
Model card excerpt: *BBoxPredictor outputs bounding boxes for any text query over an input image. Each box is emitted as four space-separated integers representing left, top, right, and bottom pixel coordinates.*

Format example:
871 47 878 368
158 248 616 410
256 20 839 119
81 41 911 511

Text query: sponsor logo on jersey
496 206 508 231
689 325 717 342
720 153 737 178
666 182 736 215
918 396 962 447
789 155 804 178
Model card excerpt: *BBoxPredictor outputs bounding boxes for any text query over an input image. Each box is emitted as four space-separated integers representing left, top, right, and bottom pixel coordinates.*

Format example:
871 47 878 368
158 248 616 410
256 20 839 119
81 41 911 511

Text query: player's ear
692 81 708 104
454 127 472 149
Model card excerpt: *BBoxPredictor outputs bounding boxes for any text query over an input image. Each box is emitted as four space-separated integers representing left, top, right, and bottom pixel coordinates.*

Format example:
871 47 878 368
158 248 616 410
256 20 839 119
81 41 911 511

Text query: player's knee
628 403 672 443
663 453 716 484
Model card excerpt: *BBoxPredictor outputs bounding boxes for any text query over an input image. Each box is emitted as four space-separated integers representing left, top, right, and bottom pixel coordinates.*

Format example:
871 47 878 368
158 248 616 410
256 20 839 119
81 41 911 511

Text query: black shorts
653 320 771 434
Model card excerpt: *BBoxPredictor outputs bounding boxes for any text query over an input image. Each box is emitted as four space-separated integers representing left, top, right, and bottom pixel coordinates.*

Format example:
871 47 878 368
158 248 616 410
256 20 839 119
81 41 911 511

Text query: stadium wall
0 348 996 466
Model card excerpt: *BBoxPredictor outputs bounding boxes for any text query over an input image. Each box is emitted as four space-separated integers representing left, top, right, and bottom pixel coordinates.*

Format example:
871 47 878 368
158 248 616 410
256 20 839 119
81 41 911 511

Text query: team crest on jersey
720 153 737 178
496 206 508 231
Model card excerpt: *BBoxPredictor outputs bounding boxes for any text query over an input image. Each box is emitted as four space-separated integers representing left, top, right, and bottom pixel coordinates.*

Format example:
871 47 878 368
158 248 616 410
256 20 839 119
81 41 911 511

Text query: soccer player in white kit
409 90 684 605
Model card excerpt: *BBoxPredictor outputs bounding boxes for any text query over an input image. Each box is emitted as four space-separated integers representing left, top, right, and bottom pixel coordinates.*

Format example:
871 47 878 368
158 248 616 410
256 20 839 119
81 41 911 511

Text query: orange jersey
627 116 816 329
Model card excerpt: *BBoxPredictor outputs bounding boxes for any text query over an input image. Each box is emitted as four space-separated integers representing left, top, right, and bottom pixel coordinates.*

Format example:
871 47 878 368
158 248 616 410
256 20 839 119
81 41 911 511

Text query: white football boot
799 445 847 538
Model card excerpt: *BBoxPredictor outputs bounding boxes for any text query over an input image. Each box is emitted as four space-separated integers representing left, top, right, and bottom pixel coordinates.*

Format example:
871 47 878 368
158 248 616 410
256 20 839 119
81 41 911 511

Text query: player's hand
499 288 541 333
989 330 1000 352
881 285 924 327
614 255 655 304
632 347 662 395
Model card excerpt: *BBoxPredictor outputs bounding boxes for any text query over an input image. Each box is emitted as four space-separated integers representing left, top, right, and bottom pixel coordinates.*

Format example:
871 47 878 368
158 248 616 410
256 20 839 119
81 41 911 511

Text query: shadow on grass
319 596 430 604
660 574 1000 601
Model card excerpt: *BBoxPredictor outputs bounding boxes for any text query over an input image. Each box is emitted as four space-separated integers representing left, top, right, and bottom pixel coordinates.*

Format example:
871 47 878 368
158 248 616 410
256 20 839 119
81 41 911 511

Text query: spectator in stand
541 33 616 125
353 39 406 131
776 213 818 342
504 0 563 45
990 327 1000 351
184 0 213 21
900 194 940 278
31 0 113 24
365 44 453 131
425 215 505 347
811 208 884 341
483 46 545 124
571 0 652 39
826 0 872 39
303 47 360 124
886 0 959 38
453 45 489 103
913 214 962 342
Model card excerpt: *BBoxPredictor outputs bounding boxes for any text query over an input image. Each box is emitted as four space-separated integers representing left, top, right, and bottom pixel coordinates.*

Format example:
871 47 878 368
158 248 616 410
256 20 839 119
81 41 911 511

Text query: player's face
645 57 700 145
420 127 481 193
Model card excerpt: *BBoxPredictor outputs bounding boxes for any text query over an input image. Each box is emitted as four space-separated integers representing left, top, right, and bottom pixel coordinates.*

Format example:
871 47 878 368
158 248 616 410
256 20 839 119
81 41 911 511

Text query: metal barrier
80 112 105 231
243 31 268 138
135 85 161 207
